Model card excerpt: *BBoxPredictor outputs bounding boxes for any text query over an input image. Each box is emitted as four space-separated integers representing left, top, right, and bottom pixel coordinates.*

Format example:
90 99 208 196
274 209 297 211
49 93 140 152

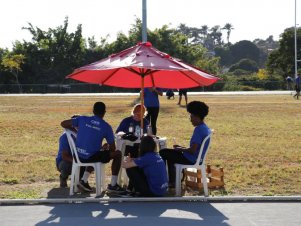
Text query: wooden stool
184 164 224 190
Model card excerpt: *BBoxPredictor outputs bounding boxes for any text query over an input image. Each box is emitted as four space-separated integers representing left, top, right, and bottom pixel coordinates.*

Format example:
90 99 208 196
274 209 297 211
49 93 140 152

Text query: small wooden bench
184 164 224 190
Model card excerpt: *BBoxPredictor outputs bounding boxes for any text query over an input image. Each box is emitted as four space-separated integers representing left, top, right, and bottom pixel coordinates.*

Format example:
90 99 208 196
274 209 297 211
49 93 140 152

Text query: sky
0 0 298 49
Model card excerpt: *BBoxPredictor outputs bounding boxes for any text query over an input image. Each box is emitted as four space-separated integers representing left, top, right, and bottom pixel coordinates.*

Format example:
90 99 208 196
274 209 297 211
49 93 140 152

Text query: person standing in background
177 89 188 106
143 87 163 135
294 74 300 99
286 75 293 90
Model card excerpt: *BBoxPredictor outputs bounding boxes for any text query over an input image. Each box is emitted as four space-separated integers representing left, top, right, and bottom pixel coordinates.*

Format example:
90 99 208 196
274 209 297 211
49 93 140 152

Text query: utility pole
142 0 147 42
295 0 298 78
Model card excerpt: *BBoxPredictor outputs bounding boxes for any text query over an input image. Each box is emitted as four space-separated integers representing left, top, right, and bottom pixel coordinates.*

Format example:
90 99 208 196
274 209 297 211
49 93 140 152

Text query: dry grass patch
0 94 300 198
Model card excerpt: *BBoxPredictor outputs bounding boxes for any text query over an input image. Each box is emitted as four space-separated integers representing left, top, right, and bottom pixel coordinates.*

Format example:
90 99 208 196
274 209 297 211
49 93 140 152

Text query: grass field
0 94 300 198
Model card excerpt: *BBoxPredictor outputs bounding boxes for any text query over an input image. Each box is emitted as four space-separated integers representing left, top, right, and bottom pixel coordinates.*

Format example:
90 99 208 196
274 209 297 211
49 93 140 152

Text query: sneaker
121 191 138 197
168 182 175 188
111 190 138 198
126 185 134 193
107 184 125 193
60 176 67 188
78 180 93 192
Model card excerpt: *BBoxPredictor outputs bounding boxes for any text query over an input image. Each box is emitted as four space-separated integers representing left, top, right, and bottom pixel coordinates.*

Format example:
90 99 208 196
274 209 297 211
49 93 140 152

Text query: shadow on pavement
46 187 107 198
35 202 229 226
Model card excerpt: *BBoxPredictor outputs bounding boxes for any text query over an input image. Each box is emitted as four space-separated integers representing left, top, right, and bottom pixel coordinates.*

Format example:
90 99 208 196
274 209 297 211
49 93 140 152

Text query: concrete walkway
1 201 301 226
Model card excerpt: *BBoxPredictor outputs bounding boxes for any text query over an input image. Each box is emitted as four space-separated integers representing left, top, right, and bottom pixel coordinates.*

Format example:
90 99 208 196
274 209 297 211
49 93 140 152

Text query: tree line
0 17 299 93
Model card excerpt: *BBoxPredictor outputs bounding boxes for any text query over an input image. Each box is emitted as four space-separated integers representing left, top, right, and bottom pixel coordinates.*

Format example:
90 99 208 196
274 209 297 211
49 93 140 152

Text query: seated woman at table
116 104 149 134
122 135 168 197
116 104 149 158
159 101 211 188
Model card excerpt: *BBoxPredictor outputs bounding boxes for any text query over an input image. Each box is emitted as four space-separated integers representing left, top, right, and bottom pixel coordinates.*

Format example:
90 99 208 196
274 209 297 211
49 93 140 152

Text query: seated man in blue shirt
56 115 83 188
56 130 73 188
122 135 168 197
61 102 124 193
159 101 211 188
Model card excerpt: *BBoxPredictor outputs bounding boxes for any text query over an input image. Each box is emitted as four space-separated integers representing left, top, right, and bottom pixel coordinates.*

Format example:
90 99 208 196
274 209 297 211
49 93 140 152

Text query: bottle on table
147 124 153 136
135 125 141 137
129 123 134 134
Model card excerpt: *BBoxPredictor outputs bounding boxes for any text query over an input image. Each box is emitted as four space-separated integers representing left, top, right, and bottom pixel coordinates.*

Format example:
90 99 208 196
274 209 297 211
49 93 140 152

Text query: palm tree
200 25 209 44
210 25 223 46
178 23 191 37
190 27 201 44
222 23 234 44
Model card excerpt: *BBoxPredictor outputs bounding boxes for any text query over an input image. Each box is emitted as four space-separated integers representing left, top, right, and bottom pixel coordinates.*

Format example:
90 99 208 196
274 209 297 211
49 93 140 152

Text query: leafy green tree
148 25 220 74
11 17 87 84
1 53 25 93
229 40 260 64
253 36 279 68
229 58 259 73
214 46 233 66
0 18 221 89
266 27 301 77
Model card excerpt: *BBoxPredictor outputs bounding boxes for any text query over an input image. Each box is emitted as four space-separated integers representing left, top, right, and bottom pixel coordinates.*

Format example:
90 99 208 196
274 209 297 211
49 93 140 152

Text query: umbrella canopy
67 42 219 89
67 42 220 133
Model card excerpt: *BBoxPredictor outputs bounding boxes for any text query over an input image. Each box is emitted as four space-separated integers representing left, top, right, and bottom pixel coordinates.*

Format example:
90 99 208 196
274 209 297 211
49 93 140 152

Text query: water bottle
135 125 140 137
129 123 134 133
147 124 153 136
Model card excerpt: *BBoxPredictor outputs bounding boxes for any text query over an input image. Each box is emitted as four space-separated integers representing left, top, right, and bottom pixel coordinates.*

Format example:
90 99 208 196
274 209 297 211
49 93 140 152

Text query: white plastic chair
174 133 212 197
65 129 106 196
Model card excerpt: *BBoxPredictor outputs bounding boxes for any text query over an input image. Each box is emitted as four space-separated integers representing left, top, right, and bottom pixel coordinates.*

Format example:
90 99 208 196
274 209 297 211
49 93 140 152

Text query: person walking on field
286 75 293 90
177 89 188 106
143 87 163 135
294 74 300 99
61 102 124 193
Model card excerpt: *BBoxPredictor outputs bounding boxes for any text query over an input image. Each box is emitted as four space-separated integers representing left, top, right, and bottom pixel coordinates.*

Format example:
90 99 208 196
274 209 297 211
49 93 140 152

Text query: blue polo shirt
55 133 72 167
134 152 168 196
116 116 149 134
183 123 211 164
72 115 115 159
143 88 163 107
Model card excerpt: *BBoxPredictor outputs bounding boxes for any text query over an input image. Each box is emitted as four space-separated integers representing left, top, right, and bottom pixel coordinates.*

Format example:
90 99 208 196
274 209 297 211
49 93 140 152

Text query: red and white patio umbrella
67 41 220 130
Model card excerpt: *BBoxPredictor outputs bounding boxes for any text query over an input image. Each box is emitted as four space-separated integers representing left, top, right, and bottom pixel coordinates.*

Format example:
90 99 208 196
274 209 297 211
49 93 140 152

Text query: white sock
110 175 118 186
82 172 90 183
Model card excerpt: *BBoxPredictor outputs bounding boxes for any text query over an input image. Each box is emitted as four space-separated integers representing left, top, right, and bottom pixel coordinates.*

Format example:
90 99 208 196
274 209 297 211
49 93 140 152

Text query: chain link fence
0 80 289 94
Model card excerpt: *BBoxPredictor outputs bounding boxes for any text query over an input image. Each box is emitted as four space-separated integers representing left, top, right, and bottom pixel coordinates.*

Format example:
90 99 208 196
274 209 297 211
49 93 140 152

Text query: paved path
1 201 301 226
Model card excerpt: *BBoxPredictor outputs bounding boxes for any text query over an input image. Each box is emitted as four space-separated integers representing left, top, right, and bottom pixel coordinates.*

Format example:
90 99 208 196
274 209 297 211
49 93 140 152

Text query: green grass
0 94 300 198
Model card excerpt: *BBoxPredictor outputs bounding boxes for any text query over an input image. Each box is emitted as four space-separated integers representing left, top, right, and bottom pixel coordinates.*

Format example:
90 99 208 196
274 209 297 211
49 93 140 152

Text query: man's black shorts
179 89 188 96
80 150 111 164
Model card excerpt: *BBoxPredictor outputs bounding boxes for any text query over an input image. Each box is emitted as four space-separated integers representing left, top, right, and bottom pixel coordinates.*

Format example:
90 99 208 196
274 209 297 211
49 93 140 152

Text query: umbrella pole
140 76 144 137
